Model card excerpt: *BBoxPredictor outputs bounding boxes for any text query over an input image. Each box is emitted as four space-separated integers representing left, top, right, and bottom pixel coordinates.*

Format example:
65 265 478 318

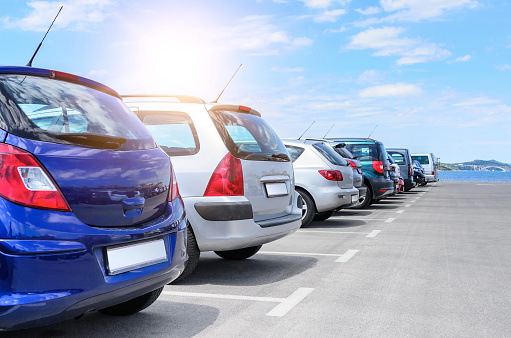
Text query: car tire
296 189 316 227
99 287 163 316
171 224 200 284
350 184 371 209
214 245 262 260
313 209 334 221
421 181 428 186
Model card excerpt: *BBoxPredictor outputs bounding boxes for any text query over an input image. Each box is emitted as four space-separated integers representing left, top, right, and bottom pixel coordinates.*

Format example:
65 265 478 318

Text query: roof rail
121 95 205 104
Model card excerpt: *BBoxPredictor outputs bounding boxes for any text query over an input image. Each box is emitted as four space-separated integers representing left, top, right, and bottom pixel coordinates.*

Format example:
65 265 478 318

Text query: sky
1 0 510 163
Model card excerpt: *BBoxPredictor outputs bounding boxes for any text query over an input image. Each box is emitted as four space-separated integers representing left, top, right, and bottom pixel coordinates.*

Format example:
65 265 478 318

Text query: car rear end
411 153 437 182
388 148 415 191
0 68 186 330
330 143 367 203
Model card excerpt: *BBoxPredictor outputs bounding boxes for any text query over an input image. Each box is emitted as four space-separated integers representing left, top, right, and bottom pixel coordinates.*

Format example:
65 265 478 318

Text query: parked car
411 153 438 182
282 139 359 226
124 95 302 282
326 137 394 208
387 148 415 191
412 160 427 186
0 67 187 331
387 153 401 195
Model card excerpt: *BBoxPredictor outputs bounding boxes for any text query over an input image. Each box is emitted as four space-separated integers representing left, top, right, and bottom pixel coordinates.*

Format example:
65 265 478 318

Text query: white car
124 95 302 281
411 153 439 182
282 139 359 226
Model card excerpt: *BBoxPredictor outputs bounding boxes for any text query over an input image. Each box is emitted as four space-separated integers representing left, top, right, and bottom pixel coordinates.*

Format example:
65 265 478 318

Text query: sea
438 171 511 182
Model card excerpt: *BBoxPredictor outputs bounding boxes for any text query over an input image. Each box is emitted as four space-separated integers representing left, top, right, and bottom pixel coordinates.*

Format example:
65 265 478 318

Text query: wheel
99 287 163 316
391 182 398 196
171 224 200 283
350 184 371 209
296 189 315 226
313 209 334 221
214 245 262 260
421 181 428 186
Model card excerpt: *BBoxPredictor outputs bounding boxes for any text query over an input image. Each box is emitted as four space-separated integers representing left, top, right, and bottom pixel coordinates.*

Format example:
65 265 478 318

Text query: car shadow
2 302 219 338
306 218 367 228
336 210 373 217
173 253 317 287
365 203 399 210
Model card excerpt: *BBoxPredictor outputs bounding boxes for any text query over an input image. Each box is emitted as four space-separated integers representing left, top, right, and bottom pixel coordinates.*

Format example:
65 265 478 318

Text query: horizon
1 0 510 163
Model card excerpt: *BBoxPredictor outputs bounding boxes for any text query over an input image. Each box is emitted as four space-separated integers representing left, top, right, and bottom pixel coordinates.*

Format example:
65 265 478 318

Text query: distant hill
442 159 511 171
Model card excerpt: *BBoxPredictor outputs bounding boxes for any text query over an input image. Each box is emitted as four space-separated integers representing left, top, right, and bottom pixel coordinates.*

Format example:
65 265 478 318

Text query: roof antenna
211 64 242 103
26 6 63 67
323 124 334 139
298 121 315 140
368 124 378 138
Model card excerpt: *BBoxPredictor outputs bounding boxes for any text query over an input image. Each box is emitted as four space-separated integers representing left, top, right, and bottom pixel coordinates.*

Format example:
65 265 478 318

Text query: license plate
106 238 167 275
265 182 288 197
351 195 358 203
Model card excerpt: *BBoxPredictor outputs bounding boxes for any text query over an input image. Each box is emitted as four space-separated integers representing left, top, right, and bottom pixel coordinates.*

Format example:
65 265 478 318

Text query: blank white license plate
265 182 288 197
351 195 358 203
106 238 167 275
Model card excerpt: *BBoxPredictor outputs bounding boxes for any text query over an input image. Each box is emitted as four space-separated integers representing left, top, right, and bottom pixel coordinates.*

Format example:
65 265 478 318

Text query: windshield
412 155 430 165
0 75 155 150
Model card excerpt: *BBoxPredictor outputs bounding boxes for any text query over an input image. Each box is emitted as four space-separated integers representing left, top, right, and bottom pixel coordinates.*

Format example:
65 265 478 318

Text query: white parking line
297 230 369 235
405 204 411 207
477 184 496 186
260 249 359 263
385 218 395 223
161 288 314 317
335 250 359 262
366 230 381 238
411 200 416 202
396 210 404 214
415 196 421 199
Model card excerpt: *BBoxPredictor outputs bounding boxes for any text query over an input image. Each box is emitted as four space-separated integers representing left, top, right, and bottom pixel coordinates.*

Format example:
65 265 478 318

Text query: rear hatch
0 74 170 227
208 106 294 222
311 142 353 189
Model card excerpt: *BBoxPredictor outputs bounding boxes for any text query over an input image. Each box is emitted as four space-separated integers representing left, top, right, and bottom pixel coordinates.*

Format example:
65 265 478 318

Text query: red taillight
372 161 384 174
204 153 244 196
318 170 343 181
168 165 180 202
0 144 70 211
432 171 434 175
357 168 363 175
346 159 356 169
239 105 251 112
408 163 412 176
50 70 80 83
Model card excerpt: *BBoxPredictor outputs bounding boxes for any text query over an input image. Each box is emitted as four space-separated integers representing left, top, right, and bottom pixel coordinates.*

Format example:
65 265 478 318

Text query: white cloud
300 0 351 8
496 64 511 70
324 26 346 33
449 54 472 63
357 69 386 84
87 69 107 78
380 0 478 21
3 0 113 31
359 83 422 98
293 37 314 46
453 97 500 106
347 26 451 65
313 9 347 22
356 7 382 15
271 67 305 72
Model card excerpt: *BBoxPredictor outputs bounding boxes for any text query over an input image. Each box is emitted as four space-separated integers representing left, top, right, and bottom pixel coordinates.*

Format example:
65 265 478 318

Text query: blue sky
1 0 510 163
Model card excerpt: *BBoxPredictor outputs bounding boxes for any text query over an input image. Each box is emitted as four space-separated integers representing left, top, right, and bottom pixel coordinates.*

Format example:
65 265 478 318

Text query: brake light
346 159 356 169
168 165 180 202
239 105 251 112
204 153 243 196
408 163 412 176
372 161 384 173
432 171 434 175
50 70 80 83
0 144 70 211
318 170 343 181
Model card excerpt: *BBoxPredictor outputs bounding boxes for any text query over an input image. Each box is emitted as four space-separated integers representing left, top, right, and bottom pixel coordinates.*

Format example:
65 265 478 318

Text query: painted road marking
396 210 404 214
366 230 381 238
335 250 359 262
330 216 386 221
477 184 496 186
411 200 416 202
385 218 395 223
405 204 411 207
260 249 359 263
297 230 370 235
161 288 314 317
416 196 421 199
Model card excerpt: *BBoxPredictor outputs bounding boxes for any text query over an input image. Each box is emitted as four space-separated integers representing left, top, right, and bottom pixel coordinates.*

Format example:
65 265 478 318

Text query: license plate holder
106 238 167 275
264 182 288 198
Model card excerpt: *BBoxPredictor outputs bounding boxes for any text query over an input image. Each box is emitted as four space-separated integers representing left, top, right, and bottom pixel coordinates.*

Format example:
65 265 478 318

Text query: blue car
0 66 187 330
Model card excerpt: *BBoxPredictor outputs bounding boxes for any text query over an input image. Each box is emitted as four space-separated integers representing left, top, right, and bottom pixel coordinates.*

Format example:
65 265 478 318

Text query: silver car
124 95 302 282
282 139 359 226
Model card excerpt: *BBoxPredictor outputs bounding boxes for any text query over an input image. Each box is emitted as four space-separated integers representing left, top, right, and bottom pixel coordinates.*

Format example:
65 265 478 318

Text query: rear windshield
334 146 355 159
389 151 406 165
412 155 430 165
140 111 199 156
209 110 290 162
0 75 155 150
285 145 305 162
345 143 379 161
312 143 347 166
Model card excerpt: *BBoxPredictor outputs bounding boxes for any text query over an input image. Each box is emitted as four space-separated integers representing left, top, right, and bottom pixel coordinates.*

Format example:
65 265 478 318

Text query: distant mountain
442 159 511 171
456 159 510 166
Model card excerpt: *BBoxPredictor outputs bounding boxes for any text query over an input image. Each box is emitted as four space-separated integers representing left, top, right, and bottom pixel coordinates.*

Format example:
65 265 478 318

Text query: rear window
412 155 430 165
209 110 290 162
141 112 199 156
389 152 406 165
284 145 305 162
0 75 155 150
345 143 379 161
312 143 347 166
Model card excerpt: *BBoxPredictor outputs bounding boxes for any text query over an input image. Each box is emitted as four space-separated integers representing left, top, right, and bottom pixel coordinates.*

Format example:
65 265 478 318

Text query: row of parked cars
0 66 438 331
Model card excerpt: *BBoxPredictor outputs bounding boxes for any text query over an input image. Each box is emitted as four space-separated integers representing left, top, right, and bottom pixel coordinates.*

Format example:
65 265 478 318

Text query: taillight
432 171 434 175
204 153 243 196
0 144 70 211
408 163 412 175
168 165 180 202
318 170 343 181
346 159 356 169
357 168 363 175
372 161 384 174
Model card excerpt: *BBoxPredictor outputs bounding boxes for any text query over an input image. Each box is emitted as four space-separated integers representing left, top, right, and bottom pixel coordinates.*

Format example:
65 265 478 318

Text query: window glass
142 113 199 156
411 155 430 165
284 145 304 162
346 144 378 161
312 143 347 166
388 152 406 165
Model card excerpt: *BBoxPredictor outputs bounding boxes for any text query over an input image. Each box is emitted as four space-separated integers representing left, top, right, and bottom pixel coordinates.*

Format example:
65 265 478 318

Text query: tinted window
141 112 199 156
345 144 378 161
389 152 406 165
312 143 347 166
412 155 430 165
0 75 155 150
285 145 304 162
209 110 289 162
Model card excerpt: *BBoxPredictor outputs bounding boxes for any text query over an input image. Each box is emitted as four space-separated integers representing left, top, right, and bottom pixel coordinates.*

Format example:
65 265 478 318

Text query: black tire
99 287 163 316
296 189 315 227
214 245 262 260
314 209 334 221
171 224 200 283
350 184 372 209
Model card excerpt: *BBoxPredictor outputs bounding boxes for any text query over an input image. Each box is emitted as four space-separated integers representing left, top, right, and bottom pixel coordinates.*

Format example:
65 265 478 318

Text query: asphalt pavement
7 181 511 337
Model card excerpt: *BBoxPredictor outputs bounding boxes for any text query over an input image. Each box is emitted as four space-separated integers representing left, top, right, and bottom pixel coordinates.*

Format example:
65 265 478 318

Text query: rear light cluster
372 161 384 174
408 163 412 176
204 153 244 196
168 165 180 202
318 170 343 181
346 159 357 169
0 144 70 211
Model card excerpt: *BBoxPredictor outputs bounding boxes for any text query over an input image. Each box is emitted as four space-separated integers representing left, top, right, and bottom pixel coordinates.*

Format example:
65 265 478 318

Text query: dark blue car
0 66 187 330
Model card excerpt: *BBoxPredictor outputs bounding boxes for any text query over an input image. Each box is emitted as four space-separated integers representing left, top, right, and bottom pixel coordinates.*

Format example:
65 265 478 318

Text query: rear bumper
425 174 437 182
368 177 394 200
310 186 359 212
403 178 415 190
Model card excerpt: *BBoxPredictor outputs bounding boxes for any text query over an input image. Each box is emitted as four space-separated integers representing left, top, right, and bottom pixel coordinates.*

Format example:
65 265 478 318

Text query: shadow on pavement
306 218 367 228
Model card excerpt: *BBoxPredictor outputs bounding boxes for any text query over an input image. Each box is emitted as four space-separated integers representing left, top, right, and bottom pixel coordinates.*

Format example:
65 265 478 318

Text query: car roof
0 65 120 98
326 137 381 144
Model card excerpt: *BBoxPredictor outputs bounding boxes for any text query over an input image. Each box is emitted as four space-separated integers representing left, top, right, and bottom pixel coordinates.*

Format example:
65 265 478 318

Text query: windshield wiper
56 133 127 149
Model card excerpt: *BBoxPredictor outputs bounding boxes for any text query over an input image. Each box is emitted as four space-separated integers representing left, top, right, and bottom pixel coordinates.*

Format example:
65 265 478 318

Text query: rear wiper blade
56 133 127 149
